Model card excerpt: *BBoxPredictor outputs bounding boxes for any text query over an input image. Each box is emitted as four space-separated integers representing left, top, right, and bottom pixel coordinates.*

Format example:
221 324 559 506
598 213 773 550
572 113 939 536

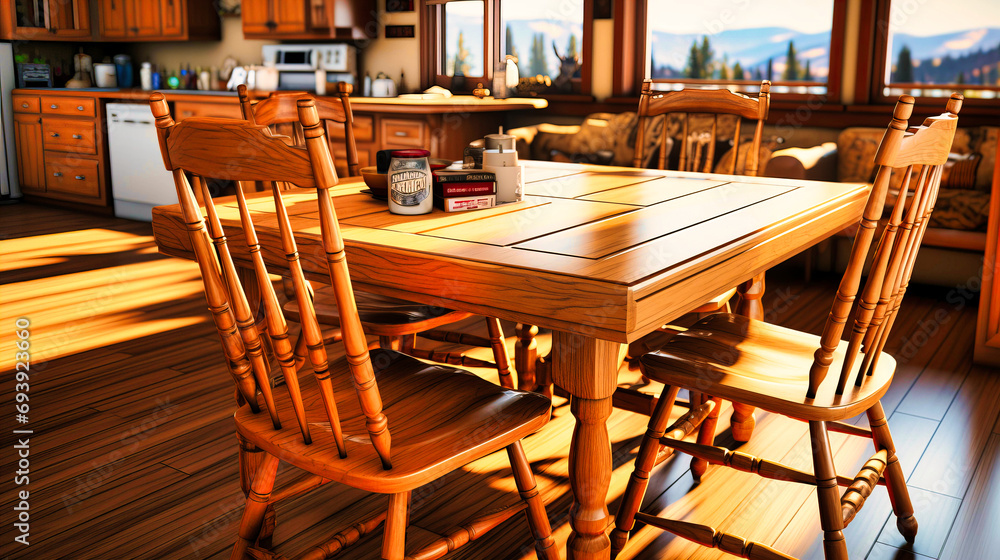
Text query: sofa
768 125 998 253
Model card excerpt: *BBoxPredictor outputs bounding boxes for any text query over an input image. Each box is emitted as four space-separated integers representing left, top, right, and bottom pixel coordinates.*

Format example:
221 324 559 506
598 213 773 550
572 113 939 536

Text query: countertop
11 88 549 114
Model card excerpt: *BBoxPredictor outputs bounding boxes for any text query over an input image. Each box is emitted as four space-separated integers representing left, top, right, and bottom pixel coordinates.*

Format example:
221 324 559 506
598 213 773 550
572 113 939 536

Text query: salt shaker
388 149 433 215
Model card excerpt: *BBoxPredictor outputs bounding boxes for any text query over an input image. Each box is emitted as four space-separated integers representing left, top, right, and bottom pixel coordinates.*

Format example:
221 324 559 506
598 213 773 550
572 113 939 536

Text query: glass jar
388 149 433 215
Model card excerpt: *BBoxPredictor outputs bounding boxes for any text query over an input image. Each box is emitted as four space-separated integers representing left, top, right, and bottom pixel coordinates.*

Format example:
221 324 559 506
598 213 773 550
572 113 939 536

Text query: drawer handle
77 106 85 111
394 131 408 137
21 103 29 108
73 134 83 139
75 175 86 180
53 172 62 177
51 132 60 137
50 104 58 109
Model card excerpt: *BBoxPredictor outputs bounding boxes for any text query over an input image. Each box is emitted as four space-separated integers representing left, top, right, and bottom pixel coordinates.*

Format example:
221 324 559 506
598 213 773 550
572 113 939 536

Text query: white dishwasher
107 103 177 221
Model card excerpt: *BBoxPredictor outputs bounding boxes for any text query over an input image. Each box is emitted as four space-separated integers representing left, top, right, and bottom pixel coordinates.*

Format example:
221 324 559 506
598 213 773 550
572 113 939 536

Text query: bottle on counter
363 71 371 97
140 62 153 90
151 68 162 90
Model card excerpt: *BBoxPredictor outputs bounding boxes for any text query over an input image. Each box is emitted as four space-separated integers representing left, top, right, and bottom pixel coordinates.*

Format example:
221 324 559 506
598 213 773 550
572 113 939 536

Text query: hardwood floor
1 203 997 560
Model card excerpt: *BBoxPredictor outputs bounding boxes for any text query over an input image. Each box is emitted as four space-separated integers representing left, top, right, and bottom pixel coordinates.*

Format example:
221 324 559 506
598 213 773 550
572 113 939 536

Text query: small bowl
360 166 389 197
428 158 453 171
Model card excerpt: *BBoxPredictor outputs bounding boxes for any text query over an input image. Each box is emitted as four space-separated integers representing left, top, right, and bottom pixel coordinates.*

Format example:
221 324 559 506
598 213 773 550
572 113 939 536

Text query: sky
645 0 834 35
886 0 1000 36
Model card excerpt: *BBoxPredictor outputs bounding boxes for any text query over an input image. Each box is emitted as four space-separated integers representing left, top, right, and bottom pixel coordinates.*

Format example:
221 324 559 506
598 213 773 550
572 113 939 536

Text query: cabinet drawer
380 118 425 148
41 97 97 117
13 95 40 113
42 119 98 154
45 155 101 198
174 101 242 120
328 114 374 142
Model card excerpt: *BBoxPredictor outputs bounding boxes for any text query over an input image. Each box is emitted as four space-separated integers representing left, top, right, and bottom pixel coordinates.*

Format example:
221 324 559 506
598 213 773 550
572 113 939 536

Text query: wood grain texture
938 433 1000 560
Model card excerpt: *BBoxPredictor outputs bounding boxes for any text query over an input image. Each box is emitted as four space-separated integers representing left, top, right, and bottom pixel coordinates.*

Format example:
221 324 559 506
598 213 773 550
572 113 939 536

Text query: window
444 1 485 77
642 0 837 95
501 0 586 93
420 0 591 95
880 0 1000 100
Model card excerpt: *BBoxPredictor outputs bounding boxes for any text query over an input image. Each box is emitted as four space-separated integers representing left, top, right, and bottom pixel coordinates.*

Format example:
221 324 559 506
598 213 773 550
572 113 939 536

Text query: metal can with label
388 149 433 215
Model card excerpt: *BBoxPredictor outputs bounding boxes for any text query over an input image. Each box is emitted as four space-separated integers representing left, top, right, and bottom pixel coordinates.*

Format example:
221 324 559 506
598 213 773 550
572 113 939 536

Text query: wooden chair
236 84 518 381
148 93 557 560
610 93 963 560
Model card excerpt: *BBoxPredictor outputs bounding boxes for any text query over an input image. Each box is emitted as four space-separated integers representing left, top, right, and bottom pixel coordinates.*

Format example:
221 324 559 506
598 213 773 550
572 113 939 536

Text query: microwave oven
261 44 357 73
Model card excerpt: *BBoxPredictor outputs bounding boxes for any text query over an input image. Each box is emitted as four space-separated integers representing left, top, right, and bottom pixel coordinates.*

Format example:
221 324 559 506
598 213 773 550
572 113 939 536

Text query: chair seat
284 285 472 336
235 349 551 494
639 313 896 422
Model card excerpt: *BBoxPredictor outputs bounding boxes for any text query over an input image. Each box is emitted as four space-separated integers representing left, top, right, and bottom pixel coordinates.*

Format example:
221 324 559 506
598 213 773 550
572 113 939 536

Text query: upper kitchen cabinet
97 0 219 41
8 0 91 40
242 0 375 40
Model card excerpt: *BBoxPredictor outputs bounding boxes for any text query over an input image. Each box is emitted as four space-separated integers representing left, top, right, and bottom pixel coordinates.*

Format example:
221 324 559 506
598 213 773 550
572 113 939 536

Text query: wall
359 0 421 92
129 16 276 72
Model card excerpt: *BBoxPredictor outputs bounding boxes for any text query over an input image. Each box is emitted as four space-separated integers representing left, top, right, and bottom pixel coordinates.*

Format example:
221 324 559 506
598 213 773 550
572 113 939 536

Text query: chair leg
486 317 517 390
236 436 275 548
867 401 918 541
507 441 558 559
610 385 681 558
809 421 848 560
730 402 756 443
690 396 722 481
382 492 408 560
230 453 280 560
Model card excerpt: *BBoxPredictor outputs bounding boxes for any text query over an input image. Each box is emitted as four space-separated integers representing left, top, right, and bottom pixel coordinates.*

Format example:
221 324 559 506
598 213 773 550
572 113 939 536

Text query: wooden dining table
151 160 868 560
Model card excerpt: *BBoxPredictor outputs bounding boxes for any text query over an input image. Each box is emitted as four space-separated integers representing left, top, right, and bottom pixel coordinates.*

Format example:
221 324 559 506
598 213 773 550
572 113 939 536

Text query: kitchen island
9 87 547 212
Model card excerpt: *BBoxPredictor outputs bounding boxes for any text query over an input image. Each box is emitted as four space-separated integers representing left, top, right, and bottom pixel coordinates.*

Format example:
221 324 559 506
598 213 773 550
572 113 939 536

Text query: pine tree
766 58 773 81
895 44 914 83
685 40 702 78
699 36 714 77
529 34 549 77
505 24 521 75
733 61 744 80
452 31 470 76
754 67 763 81
782 41 799 80
803 59 811 81
956 71 966 84
650 48 658 78
719 54 730 80
566 34 579 60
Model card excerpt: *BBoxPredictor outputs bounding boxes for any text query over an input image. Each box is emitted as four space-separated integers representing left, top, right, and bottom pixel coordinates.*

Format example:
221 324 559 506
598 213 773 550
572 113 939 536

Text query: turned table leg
515 323 539 391
553 331 623 560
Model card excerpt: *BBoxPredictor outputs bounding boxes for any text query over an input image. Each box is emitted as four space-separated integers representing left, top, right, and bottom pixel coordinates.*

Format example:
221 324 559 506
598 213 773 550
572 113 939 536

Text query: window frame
615 0 847 103
868 0 1000 105
420 0 593 97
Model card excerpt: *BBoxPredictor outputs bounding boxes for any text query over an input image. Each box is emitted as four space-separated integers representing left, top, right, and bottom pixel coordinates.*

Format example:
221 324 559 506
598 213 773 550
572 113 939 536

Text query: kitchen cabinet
13 92 109 208
242 0 375 40
97 0 218 40
9 0 91 40
13 112 45 193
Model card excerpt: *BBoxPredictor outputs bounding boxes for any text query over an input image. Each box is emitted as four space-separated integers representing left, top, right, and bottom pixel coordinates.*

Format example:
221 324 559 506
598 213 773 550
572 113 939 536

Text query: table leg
553 331 623 560
515 323 539 391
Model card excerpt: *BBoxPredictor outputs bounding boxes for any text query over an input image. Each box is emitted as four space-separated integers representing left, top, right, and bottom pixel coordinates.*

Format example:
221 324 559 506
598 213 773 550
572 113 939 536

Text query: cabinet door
48 0 90 37
99 0 128 37
241 0 272 35
160 0 182 36
129 0 161 36
272 0 306 34
13 113 45 192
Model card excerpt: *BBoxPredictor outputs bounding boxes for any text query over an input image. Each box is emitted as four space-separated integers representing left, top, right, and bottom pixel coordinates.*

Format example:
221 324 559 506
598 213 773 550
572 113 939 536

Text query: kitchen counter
11 88 548 114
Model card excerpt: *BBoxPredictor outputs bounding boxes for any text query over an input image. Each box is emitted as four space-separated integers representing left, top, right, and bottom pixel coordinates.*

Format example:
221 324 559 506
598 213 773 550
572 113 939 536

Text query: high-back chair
238 83 361 177
634 78 771 176
236 84 520 383
147 93 556 560
610 93 963 560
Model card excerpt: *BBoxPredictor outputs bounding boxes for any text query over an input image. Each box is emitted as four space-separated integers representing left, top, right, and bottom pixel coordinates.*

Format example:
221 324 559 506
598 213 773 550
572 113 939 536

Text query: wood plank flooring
1 203 997 560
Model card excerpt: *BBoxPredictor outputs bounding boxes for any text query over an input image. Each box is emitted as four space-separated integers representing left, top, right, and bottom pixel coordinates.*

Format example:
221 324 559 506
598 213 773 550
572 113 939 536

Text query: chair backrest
149 92 394 470
237 83 361 177
808 93 963 399
633 79 771 176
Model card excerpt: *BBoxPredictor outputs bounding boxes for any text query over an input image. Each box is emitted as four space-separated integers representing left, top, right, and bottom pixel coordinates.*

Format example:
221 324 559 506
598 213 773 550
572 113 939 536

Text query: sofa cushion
930 189 990 231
